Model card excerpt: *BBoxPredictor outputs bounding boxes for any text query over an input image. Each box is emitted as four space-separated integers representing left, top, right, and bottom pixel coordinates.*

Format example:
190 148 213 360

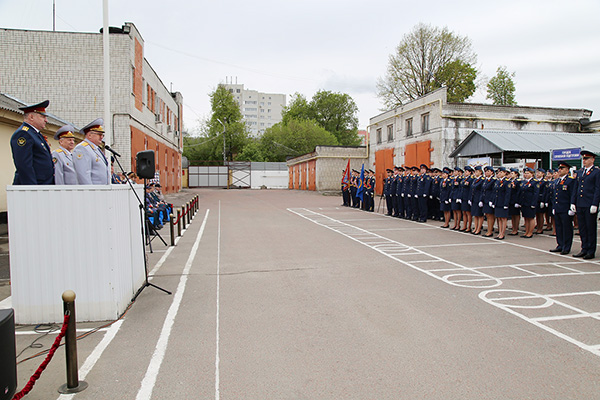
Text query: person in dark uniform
384 169 394 215
460 166 474 232
508 168 522 236
396 167 406 218
391 167 401 217
341 169 351 206
439 167 452 228
545 169 556 234
350 170 359 208
571 150 600 259
470 166 484 234
551 162 576 254
450 167 463 230
481 166 496 237
517 167 540 238
492 167 510 240
10 100 54 185
534 168 547 234
403 167 415 220
366 169 375 212
415 164 431 222
430 168 442 221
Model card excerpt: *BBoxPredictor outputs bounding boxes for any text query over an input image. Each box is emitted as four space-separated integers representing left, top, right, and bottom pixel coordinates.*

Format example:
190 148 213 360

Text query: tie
97 147 108 165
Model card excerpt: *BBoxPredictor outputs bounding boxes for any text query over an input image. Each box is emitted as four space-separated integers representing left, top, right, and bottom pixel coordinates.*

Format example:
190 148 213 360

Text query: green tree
183 85 249 164
486 66 517 106
431 60 477 103
377 23 477 108
258 119 339 162
282 90 361 146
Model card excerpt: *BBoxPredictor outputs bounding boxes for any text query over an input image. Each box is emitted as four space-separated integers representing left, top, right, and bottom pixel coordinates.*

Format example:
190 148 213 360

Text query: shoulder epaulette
56 148 63 153
82 142 89 147
22 126 29 131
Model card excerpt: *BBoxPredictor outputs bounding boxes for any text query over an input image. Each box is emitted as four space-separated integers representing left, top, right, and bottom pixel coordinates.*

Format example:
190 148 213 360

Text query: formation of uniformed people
10 100 113 186
344 155 600 259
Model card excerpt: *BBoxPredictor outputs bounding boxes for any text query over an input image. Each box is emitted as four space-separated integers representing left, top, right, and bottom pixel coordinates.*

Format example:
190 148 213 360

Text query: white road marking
135 209 210 400
215 202 221 400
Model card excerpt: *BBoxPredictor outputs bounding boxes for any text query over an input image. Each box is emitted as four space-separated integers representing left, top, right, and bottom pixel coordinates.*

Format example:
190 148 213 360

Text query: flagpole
102 0 111 183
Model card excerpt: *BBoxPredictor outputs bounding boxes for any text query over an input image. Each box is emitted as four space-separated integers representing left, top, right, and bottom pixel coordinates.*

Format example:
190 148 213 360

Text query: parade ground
7 188 600 399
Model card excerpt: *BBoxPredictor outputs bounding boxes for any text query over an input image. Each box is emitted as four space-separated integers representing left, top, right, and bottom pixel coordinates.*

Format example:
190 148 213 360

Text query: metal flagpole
102 0 111 183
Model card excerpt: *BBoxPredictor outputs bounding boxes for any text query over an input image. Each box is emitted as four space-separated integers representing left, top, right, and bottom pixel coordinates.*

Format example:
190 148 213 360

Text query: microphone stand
106 146 171 300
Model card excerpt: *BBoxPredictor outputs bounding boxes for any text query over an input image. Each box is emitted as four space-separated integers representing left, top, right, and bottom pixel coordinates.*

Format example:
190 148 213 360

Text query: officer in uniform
393 167 404 218
341 169 351 206
460 166 474 232
470 166 484 234
384 169 394 215
415 164 431 222
481 166 496 236
439 167 452 228
73 118 110 185
571 150 600 259
534 168 547 234
10 100 54 185
52 125 78 185
508 168 522 235
551 162 576 254
517 167 540 238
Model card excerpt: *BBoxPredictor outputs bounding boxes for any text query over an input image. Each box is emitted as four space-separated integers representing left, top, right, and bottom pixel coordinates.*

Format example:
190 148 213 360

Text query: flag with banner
341 159 351 190
356 164 365 201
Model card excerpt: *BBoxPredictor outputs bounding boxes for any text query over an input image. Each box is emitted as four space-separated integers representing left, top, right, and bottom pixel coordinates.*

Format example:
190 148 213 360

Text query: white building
0 23 183 193
221 82 285 136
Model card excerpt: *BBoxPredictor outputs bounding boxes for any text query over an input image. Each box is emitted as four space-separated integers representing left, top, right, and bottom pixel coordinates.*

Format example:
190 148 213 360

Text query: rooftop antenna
53 0 56 31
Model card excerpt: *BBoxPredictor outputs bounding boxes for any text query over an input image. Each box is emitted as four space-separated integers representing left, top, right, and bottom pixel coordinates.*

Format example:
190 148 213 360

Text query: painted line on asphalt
135 209 210 400
215 201 221 400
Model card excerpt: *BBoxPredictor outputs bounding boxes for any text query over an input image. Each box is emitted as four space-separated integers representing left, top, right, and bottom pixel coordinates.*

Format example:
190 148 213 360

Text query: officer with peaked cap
571 150 600 259
551 161 576 254
73 118 109 185
52 125 78 185
10 100 54 184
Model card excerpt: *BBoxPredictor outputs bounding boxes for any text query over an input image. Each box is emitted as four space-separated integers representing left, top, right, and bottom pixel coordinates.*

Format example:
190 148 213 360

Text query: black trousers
576 207 597 255
418 196 428 221
555 212 573 252
386 195 393 215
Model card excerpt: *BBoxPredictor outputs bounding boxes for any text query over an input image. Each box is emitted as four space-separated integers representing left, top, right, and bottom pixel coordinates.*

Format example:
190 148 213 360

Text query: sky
1 0 599 134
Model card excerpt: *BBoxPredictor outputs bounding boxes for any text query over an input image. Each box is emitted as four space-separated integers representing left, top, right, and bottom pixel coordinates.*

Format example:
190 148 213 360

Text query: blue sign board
552 148 581 161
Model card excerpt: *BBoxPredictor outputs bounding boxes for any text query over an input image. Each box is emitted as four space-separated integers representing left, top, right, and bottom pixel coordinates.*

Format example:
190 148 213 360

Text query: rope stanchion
12 313 70 400
187 202 191 225
177 209 182 237
169 213 175 246
181 206 186 230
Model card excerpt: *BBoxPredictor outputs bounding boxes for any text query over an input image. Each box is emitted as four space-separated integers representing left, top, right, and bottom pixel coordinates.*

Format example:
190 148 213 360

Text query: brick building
0 23 183 193
368 87 593 194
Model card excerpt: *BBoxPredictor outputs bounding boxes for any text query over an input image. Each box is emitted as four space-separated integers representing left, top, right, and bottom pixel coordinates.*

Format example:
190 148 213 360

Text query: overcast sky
1 0 599 133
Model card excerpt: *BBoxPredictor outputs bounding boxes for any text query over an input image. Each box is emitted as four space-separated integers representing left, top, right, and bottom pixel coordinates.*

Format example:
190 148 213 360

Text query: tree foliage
377 23 477 108
238 119 338 162
486 66 517 106
183 85 249 164
282 90 361 146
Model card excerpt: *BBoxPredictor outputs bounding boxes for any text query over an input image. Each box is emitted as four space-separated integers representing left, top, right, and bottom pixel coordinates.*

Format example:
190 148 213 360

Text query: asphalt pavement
8 188 600 399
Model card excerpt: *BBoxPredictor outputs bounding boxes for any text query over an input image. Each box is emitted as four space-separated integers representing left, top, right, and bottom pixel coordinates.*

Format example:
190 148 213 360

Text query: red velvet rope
12 313 70 400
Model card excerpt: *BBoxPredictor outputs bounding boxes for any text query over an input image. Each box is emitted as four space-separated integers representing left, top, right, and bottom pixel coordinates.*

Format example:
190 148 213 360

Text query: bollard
58 291 88 394
182 206 186 230
170 214 175 246
177 209 182 237
187 202 191 225
195 196 198 213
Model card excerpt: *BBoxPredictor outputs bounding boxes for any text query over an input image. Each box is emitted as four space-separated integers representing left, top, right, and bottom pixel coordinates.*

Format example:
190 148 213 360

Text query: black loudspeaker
0 309 17 400
136 150 155 179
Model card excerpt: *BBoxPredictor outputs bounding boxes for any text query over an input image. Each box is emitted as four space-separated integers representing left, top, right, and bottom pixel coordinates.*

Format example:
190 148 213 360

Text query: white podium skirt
7 185 146 324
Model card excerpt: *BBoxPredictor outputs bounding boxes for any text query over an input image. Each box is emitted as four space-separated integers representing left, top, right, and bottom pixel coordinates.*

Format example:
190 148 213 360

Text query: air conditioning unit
167 124 172 132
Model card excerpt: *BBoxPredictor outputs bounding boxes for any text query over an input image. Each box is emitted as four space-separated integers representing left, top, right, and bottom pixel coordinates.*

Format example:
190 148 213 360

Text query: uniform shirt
10 122 54 185
72 138 109 185
518 178 540 208
52 146 77 185
553 176 576 213
571 166 600 208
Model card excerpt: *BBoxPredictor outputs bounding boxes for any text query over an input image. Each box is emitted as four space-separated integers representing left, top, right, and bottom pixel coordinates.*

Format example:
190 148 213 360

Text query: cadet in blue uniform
545 169 556 234
429 168 442 221
10 100 54 185
492 167 510 240
350 170 359 208
52 125 78 185
395 167 405 218
341 169 351 206
481 166 496 236
470 166 484 235
508 168 522 235
439 167 452 228
571 150 600 259
460 166 474 232
73 118 110 185
534 168 547 234
450 167 463 230
517 167 540 238
384 169 393 215
415 164 431 222
551 162 576 254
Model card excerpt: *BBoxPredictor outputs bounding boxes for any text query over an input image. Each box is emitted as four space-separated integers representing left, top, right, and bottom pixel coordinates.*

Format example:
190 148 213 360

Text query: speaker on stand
0 309 17 400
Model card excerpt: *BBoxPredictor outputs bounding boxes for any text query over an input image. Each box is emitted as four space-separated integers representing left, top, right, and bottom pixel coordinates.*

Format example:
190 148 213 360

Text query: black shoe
560 250 570 255
573 251 586 258
549 248 562 253
583 253 595 260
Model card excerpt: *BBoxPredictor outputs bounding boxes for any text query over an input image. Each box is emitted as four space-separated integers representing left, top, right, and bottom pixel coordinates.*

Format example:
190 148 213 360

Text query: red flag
342 159 351 190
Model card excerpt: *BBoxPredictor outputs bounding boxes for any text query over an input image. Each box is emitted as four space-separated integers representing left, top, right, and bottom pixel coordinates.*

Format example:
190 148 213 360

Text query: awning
450 130 600 158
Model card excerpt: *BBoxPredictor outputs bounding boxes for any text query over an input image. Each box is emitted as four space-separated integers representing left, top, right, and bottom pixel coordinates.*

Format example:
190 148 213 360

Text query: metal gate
188 162 251 188
228 161 251 188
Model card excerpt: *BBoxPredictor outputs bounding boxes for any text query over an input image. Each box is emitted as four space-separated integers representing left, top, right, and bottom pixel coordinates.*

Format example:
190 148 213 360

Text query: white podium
7 184 146 324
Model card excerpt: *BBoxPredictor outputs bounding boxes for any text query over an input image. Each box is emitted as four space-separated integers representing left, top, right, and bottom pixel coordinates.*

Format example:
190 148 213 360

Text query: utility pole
217 118 226 164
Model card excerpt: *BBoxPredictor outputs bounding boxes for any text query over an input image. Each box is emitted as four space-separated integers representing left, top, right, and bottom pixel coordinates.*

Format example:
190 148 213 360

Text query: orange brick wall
134 38 143 111
130 125 181 194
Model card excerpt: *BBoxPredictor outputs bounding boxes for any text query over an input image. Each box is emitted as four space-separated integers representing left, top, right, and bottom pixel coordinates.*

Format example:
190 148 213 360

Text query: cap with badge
484 165 494 172
464 165 474 172
509 167 519 173
474 166 483 171
54 124 76 140
81 118 105 135
420 164 429 170
558 161 571 169
580 150 597 158
19 100 49 116
442 167 452 174
536 167 546 173
496 166 507 172
523 167 534 173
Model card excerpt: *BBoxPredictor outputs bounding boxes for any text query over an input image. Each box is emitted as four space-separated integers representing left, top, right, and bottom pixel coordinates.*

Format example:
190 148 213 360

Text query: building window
236 89 240 93
387 124 394 142
376 128 382 144
421 113 430 133
406 118 413 137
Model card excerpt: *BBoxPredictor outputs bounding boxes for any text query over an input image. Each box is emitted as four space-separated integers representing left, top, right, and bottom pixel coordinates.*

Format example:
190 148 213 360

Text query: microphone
104 144 121 157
